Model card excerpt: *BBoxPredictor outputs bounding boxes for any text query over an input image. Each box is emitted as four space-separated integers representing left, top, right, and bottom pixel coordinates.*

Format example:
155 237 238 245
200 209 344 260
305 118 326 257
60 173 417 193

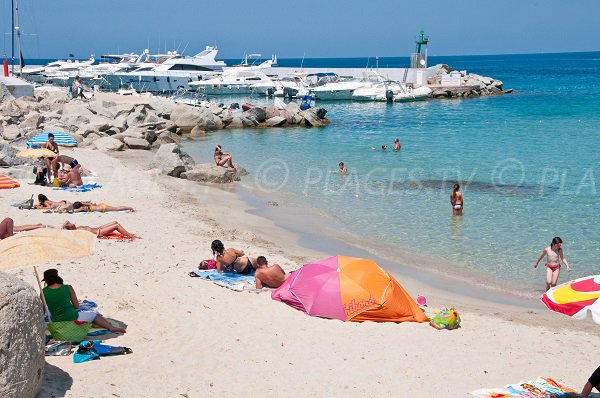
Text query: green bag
47 321 92 343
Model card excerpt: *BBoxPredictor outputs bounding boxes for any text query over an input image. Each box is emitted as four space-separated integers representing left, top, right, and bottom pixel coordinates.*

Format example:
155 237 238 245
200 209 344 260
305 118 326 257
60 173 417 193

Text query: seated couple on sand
199 240 287 289
36 194 134 213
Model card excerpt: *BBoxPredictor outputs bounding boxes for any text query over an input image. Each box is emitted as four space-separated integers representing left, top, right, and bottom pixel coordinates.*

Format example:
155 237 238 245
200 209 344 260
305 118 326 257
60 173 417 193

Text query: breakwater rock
0 88 330 153
427 64 513 99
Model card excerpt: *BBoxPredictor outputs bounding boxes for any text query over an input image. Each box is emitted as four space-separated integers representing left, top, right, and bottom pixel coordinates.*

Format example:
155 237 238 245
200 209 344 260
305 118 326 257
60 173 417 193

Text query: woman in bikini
450 183 463 216
210 239 255 274
214 145 236 171
61 221 136 238
42 133 60 183
72 201 135 213
36 194 68 209
0 217 45 239
534 236 571 291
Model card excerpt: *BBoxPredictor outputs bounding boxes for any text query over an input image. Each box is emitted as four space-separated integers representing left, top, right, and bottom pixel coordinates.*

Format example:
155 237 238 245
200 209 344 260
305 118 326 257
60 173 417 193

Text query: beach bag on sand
47 321 92 343
74 340 132 363
429 307 461 330
13 195 34 209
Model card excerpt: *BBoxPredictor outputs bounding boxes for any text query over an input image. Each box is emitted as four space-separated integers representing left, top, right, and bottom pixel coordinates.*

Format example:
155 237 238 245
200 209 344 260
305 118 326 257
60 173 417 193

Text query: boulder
432 89 451 98
1 125 21 141
0 272 45 398
87 115 112 132
264 106 280 120
111 115 128 132
170 104 205 133
0 82 15 102
209 105 223 116
112 103 135 118
88 100 116 119
124 136 151 150
126 111 146 129
285 101 300 114
93 136 125 151
265 116 286 127
246 107 266 123
152 131 181 147
313 107 327 119
0 142 30 166
148 97 175 118
181 164 246 183
303 109 324 127
150 143 195 177
226 117 244 129
240 114 258 127
190 126 207 137
20 112 44 130
465 78 486 89
62 102 96 117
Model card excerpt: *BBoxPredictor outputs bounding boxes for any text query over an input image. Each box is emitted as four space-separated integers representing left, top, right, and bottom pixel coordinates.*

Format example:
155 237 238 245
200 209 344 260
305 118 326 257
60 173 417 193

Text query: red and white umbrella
541 275 600 325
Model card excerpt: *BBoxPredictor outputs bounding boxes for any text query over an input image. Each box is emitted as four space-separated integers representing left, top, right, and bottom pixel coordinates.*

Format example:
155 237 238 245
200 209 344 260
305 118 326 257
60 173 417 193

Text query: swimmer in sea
534 236 571 291
338 162 348 174
450 183 463 216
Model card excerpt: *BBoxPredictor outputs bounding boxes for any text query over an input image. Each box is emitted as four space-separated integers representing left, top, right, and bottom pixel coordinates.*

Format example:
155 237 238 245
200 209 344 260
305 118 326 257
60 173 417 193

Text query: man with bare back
254 256 288 289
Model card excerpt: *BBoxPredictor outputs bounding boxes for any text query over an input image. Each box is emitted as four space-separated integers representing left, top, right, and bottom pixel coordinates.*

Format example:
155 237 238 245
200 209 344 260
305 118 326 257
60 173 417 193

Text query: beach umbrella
16 147 58 159
0 174 20 189
272 255 429 323
541 275 600 325
27 131 77 148
0 229 96 272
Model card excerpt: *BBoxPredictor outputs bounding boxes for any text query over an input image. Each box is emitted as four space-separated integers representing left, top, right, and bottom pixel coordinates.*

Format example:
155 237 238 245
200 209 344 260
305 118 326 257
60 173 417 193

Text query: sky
1 0 599 60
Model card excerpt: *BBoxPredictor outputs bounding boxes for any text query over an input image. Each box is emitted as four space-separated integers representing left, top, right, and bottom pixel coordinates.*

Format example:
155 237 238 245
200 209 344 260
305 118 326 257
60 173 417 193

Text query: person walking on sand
214 145 236 171
581 365 600 398
450 183 463 216
393 138 401 151
42 133 59 183
254 256 288 289
534 236 571 291
338 162 348 174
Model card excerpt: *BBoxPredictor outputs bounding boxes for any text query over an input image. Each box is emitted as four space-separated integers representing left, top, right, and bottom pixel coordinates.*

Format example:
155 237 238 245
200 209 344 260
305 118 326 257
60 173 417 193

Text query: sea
28 52 600 295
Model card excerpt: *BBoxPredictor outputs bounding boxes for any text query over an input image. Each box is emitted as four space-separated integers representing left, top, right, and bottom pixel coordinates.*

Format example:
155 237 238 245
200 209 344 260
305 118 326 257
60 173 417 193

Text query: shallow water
184 52 600 293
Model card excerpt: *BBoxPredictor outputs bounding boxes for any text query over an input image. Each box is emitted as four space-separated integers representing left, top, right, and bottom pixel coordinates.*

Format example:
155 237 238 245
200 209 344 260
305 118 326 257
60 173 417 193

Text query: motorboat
312 70 383 101
22 55 95 83
100 46 227 92
352 82 432 102
189 68 275 95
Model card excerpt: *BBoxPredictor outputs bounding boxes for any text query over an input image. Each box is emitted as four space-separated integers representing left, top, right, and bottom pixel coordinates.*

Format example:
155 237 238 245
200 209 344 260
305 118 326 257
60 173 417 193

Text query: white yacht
101 46 227 92
22 56 95 83
189 68 275 95
312 71 383 101
352 82 432 102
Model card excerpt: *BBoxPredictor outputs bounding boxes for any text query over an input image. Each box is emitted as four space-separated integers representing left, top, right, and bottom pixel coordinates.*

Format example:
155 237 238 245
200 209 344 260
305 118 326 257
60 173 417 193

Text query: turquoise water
184 52 600 293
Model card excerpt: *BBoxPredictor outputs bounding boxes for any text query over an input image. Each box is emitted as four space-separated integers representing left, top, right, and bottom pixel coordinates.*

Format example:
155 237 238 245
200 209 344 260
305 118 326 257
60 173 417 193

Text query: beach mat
98 232 136 242
471 376 578 397
53 183 102 192
191 269 255 291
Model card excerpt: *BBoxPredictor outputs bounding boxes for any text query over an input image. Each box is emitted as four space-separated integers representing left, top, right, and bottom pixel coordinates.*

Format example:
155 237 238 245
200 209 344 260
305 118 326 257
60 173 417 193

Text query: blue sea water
181 52 600 294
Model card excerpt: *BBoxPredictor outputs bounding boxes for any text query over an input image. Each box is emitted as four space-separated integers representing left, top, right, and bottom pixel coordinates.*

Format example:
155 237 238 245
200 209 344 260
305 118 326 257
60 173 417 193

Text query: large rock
0 142 30 166
245 107 266 123
20 112 44 130
303 109 324 127
181 164 245 183
152 131 181 147
265 116 286 127
0 82 15 102
0 272 45 398
285 101 300 114
148 97 175 118
1 125 21 140
126 111 146 129
124 136 151 150
93 136 125 151
150 143 195 177
170 104 210 133
112 103 135 118
226 117 244 129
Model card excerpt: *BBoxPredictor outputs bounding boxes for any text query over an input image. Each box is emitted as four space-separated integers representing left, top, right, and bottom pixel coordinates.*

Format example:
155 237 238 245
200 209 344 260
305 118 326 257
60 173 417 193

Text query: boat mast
15 0 22 74
11 0 15 72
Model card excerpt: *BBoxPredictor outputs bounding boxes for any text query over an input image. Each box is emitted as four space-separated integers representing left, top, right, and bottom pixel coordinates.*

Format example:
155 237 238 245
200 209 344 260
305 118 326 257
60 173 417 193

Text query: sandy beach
2 146 598 397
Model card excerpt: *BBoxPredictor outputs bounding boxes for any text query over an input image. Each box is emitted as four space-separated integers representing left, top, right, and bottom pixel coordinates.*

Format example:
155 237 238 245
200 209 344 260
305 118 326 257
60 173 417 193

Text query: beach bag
429 307 461 330
14 195 34 209
74 340 132 363
47 321 92 343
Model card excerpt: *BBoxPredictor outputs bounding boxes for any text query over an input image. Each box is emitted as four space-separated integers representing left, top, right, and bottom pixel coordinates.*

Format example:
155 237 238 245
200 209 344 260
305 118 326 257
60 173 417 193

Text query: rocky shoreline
427 64 514 98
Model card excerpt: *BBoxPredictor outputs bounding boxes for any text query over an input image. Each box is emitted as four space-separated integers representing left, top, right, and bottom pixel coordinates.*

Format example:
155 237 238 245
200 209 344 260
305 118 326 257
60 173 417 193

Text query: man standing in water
533 237 571 291
450 183 463 216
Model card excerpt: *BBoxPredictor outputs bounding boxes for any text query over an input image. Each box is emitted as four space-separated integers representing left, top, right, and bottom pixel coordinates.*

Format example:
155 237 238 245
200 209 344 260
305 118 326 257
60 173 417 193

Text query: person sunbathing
55 155 94 176
41 268 126 333
254 256 288 289
210 239 255 274
72 201 135 213
61 221 136 238
36 194 69 209
57 168 83 188
0 217 45 239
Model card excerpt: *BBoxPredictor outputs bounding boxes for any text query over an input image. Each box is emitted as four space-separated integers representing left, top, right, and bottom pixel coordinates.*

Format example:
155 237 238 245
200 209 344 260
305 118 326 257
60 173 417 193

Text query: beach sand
2 147 598 397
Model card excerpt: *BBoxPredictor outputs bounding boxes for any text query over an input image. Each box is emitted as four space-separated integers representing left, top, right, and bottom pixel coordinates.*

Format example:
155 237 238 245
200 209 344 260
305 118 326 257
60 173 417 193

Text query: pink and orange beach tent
272 255 429 323
0 174 19 189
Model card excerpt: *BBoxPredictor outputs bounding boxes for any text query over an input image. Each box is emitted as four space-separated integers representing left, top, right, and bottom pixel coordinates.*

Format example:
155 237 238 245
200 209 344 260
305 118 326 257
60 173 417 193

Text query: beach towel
0 173 20 189
53 183 102 192
98 232 136 242
471 376 578 397
73 340 132 364
191 269 255 291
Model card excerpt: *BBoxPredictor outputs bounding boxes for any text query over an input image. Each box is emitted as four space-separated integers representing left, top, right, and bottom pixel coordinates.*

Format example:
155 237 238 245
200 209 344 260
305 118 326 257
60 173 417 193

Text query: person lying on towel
62 221 136 239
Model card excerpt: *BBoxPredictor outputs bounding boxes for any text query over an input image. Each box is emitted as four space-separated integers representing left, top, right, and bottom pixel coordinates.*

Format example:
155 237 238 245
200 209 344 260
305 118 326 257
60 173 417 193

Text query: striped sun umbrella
27 132 77 148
